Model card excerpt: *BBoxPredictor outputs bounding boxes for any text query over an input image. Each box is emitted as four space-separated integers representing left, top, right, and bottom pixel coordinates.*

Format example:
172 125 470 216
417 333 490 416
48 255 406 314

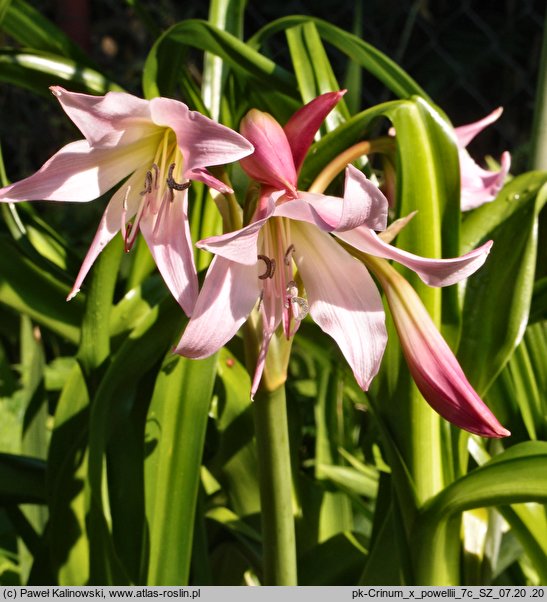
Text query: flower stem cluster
0 87 510 438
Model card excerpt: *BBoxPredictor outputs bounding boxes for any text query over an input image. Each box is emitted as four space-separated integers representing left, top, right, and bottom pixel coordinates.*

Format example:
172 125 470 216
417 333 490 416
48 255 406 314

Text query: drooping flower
175 93 497 427
0 87 253 314
455 108 511 211
367 254 510 438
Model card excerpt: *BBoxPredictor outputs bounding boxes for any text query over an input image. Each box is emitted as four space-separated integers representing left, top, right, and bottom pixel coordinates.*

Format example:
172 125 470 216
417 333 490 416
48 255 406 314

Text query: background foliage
0 0 545 587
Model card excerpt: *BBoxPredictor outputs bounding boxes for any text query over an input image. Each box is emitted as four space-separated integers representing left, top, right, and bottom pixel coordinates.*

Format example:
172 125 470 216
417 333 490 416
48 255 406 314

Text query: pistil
257 217 309 339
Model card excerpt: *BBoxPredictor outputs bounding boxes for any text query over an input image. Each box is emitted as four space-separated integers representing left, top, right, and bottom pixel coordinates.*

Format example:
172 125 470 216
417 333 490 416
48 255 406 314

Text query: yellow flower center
123 128 186 251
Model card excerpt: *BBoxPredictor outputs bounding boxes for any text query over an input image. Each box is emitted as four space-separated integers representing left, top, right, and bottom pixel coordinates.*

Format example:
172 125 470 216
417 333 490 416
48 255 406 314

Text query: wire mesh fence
1 0 545 175
246 0 545 168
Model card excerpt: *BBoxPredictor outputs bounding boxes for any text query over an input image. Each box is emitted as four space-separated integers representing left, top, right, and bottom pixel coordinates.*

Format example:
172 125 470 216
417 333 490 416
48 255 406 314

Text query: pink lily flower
0 87 253 314
175 93 495 404
371 257 510 438
455 108 511 211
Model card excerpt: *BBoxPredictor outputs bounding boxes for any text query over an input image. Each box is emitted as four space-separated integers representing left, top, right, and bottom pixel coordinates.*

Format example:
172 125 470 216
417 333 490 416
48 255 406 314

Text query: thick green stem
253 384 297 585
308 138 395 194
414 516 462 585
411 382 444 505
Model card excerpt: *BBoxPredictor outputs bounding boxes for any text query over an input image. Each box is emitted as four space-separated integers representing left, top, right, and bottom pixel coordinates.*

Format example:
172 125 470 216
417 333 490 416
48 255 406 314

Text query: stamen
124 190 147 253
151 163 160 188
140 170 153 196
291 296 309 321
257 255 276 279
167 163 191 192
120 186 132 238
284 244 295 266
285 280 298 303
285 280 309 321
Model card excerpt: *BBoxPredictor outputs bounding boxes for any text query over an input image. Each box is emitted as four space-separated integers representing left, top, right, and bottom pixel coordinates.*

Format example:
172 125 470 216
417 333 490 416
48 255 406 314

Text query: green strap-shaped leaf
3 211 71 274
358 500 405 585
107 386 151 585
286 22 349 130
530 277 547 323
1 0 93 65
202 0 247 120
76 238 122 380
316 464 378 499
459 174 547 396
208 349 260 517
342 1 363 115
20 316 46 459
18 316 48 580
85 297 185 584
298 101 396 188
384 97 460 294
206 506 261 544
524 322 547 412
142 19 296 100
466 439 547 582
204 506 262 578
487 320 547 442
46 363 90 585
0 453 45 504
0 0 12 26
0 235 83 344
249 16 430 101
145 353 217 585
0 50 123 96
413 442 547 584
508 335 544 440
109 275 168 342
498 503 547 584
298 532 368 585
367 97 459 511
313 362 353 541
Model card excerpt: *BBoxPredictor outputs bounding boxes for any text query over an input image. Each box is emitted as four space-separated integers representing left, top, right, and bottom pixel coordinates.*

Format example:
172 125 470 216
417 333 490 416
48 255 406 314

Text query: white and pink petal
51 87 159 147
274 166 388 232
337 226 493 287
460 150 511 211
0 139 155 203
455 107 504 147
292 223 387 390
140 189 199 317
197 200 275 265
454 107 511 211
342 165 388 231
67 168 145 300
250 280 284 397
283 91 346 173
149 98 254 188
239 109 298 195
174 257 261 359
382 269 510 438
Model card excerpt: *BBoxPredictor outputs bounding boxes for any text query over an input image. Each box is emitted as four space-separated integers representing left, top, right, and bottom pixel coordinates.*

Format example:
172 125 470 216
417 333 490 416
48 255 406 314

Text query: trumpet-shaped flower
0 87 254 314
456 108 511 211
370 257 510 438
175 95 496 418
